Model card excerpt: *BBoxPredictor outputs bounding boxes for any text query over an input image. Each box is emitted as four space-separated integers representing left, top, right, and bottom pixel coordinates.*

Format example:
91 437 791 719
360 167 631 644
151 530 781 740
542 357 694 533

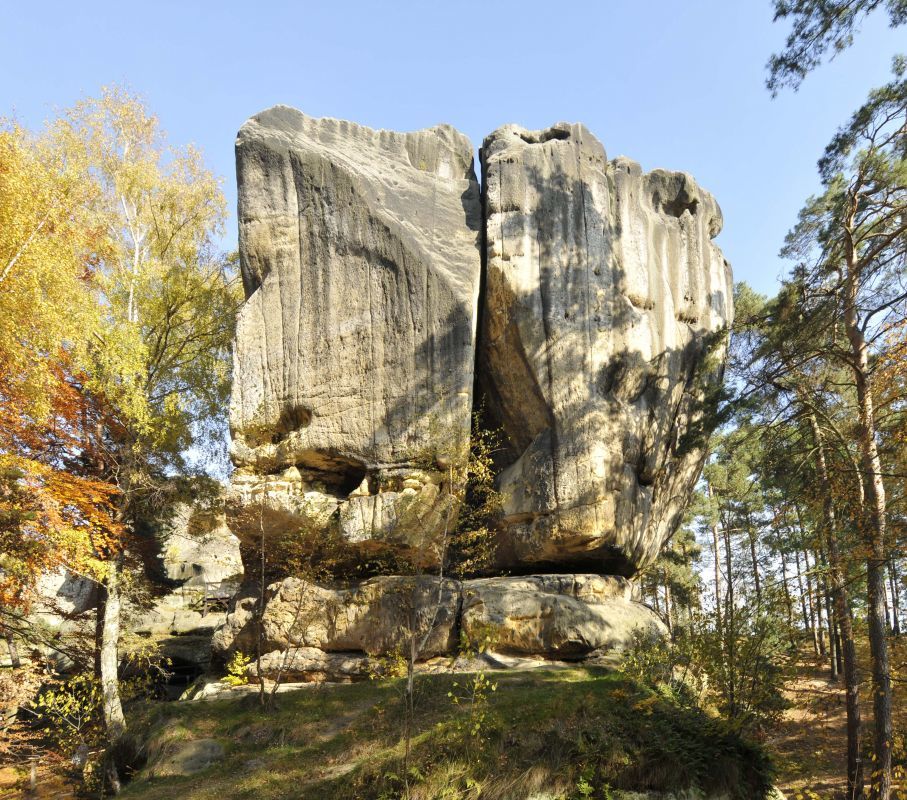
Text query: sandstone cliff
229 106 482 564
481 123 732 575
221 109 732 670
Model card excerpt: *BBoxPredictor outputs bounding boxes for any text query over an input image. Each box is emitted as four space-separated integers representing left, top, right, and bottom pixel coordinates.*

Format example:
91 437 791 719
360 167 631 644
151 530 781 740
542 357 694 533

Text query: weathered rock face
229 107 482 561
222 110 732 671
212 574 662 677
227 466 453 568
212 575 460 659
461 575 664 659
157 503 243 594
131 588 227 670
480 123 732 575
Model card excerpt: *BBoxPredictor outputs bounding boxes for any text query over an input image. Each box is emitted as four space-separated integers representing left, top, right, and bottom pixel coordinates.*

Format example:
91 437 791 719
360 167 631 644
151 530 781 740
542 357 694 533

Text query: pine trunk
794 547 810 630
747 518 762 607
710 482 722 635
808 410 863 799
843 248 892 800
722 522 736 719
780 550 797 648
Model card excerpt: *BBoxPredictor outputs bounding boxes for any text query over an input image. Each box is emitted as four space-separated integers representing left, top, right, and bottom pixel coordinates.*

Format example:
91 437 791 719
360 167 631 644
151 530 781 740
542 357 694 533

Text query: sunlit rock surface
229 106 482 559
480 123 732 575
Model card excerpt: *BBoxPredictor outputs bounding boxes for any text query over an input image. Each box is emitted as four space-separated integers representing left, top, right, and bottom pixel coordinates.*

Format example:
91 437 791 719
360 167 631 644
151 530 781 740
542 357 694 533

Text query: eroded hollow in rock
291 452 368 497
500 550 638 580
517 127 572 144
272 405 312 443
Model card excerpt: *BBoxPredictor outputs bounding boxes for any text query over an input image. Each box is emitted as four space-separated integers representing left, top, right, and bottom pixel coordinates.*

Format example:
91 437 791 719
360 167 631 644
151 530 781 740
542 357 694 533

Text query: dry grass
116 667 770 800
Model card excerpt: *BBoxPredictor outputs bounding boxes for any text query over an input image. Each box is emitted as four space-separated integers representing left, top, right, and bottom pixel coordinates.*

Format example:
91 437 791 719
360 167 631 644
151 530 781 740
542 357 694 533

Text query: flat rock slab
147 738 224 777
214 573 664 669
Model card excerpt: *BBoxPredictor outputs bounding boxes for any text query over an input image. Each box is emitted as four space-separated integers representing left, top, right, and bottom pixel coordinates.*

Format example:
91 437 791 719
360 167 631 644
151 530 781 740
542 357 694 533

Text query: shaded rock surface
249 647 582 683
156 502 243 594
213 575 460 659
22 493 244 674
480 123 732 574
131 587 228 670
134 494 244 672
229 106 482 561
134 589 226 638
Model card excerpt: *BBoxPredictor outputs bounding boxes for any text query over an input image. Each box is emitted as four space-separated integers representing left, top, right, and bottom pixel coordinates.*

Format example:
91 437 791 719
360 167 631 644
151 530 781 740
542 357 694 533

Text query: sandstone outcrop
223 109 732 670
481 123 732 574
212 574 663 677
229 106 482 562
460 575 664 658
132 587 228 670
157 503 243 594
213 575 459 659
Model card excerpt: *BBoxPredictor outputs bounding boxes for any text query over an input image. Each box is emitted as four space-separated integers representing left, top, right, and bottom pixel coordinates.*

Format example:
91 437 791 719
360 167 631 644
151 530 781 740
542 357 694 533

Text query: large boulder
460 574 664 659
229 107 482 565
253 647 371 683
33 569 95 621
212 575 460 659
213 573 662 674
480 123 732 575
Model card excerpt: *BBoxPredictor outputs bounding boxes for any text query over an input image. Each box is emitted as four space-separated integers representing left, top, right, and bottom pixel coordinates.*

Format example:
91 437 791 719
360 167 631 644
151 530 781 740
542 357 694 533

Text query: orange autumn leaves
0 358 121 611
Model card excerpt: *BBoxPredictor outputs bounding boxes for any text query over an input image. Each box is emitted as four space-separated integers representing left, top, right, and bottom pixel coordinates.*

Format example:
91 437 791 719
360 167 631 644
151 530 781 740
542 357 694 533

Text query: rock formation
481 123 732 575
156 502 243 594
212 573 663 680
229 106 482 566
21 492 246 680
221 109 732 677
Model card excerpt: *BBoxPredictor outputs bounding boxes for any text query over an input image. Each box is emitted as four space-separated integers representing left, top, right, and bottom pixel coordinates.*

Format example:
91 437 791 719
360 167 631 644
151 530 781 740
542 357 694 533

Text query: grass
119 667 773 800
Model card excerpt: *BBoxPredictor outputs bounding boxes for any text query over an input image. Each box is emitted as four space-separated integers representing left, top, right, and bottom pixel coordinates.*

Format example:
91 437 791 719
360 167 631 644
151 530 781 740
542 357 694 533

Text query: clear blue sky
2 1 902 296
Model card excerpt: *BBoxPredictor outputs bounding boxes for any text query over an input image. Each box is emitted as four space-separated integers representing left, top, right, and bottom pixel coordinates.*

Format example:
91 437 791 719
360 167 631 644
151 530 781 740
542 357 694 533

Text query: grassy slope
121 668 772 800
